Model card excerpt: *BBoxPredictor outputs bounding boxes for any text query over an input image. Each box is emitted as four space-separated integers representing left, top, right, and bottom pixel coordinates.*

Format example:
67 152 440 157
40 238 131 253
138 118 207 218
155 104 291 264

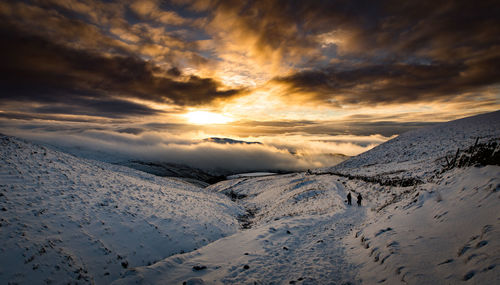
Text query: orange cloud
130 0 187 25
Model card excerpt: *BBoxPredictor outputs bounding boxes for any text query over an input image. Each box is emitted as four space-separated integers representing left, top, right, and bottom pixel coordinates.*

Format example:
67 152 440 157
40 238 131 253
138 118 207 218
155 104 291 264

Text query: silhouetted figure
347 192 352 205
357 193 362 206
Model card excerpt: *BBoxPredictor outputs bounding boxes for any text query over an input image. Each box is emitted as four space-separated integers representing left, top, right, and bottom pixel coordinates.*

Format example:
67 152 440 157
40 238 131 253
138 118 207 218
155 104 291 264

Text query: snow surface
1 111 499 284
115 111 500 284
0 135 243 284
115 172 365 284
320 110 500 180
347 165 500 284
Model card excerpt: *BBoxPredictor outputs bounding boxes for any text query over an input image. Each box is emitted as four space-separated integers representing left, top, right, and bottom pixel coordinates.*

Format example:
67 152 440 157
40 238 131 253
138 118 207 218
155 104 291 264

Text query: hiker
357 193 362 206
347 192 352 205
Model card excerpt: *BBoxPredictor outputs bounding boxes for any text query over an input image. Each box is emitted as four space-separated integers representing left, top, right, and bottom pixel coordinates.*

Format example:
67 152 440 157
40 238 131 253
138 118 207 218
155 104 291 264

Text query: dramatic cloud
2 0 498 110
261 0 500 106
0 26 242 112
225 119 435 138
273 60 500 105
0 0 498 172
172 0 500 106
130 0 188 25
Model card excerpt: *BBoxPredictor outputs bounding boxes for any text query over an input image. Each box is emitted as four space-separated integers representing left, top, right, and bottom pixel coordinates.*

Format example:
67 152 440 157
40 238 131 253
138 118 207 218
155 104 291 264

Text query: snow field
0 135 243 284
1 111 499 284
115 173 365 284
207 173 349 225
346 166 500 284
322 110 500 180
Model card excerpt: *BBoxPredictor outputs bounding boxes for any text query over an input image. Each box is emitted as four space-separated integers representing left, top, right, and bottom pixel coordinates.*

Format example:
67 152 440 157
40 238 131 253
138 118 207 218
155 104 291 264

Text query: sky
0 0 499 173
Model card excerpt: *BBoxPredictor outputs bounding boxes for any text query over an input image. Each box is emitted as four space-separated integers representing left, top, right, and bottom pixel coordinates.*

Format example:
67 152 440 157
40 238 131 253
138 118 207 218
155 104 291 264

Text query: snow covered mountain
1 111 499 284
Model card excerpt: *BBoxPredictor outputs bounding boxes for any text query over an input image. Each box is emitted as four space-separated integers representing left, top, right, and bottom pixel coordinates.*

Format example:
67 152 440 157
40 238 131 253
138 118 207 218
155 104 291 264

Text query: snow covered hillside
0 135 243 284
114 172 366 284
116 111 499 284
1 111 499 284
335 111 500 284
347 165 499 284
320 110 500 181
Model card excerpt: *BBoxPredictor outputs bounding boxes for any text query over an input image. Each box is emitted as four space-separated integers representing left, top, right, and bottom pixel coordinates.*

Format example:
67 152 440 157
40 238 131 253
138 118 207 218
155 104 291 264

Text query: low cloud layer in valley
0 119 395 174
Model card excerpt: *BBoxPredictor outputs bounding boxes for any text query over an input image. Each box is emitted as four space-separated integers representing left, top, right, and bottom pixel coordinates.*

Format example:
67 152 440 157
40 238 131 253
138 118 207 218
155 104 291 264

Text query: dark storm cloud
272 0 499 104
0 26 242 111
0 112 108 123
196 0 500 105
273 61 498 105
0 0 241 120
32 98 159 118
212 0 500 59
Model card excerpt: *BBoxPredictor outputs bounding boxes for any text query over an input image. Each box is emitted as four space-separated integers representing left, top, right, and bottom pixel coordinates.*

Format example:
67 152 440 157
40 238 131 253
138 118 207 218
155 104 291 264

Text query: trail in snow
115 173 368 284
345 166 500 284
1 111 499 284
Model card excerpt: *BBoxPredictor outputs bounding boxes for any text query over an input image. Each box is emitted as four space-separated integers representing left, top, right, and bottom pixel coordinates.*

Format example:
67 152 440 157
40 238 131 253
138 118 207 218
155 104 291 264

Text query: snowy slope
0 135 243 284
116 111 500 284
38 143 220 186
327 111 500 284
114 172 365 284
2 111 499 284
347 165 500 284
320 110 500 180
116 164 499 284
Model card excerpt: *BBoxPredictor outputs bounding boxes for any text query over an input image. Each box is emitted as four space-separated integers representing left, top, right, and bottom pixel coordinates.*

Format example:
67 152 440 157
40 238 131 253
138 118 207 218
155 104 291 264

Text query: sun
184 111 234 125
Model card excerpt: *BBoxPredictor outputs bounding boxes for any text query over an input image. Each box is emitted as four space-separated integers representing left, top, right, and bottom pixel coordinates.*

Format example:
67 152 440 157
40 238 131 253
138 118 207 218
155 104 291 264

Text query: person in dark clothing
357 193 362 206
347 192 352 205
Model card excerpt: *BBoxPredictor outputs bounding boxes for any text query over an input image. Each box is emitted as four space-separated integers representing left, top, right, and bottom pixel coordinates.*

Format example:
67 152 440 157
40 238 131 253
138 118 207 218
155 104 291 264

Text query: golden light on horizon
184 111 234 125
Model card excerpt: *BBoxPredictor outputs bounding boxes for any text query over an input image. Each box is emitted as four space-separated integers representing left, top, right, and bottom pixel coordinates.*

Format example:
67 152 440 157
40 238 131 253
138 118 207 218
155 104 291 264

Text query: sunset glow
184 111 234 125
0 0 498 172
1 2 499 283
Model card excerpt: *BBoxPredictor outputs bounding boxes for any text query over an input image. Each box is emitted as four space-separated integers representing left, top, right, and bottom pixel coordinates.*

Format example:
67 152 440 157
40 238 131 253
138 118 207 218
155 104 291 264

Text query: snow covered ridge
0 134 243 284
319 110 500 181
